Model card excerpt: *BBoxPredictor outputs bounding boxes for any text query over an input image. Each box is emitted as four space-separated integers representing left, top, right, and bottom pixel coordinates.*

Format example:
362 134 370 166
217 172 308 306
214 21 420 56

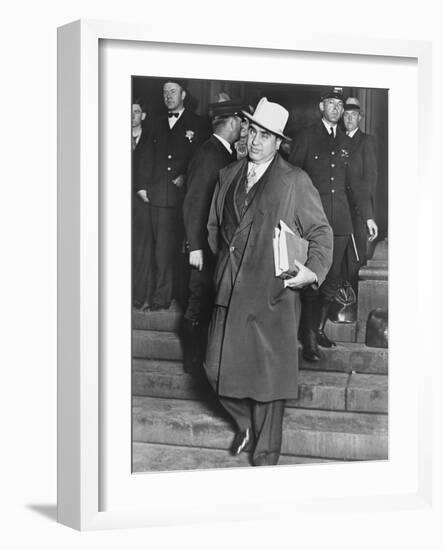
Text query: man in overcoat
182 100 246 373
135 79 210 310
289 88 372 361
342 97 378 293
132 98 154 309
204 98 333 466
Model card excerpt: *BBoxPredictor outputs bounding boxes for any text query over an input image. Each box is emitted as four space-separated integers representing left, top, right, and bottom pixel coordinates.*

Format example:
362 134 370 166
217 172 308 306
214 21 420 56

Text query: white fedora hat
242 97 292 141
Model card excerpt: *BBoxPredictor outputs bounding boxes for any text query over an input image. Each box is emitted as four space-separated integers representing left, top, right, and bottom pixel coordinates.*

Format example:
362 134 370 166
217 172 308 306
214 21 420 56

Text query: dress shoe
317 300 336 348
316 329 336 348
252 451 280 467
301 330 322 362
302 346 322 362
231 428 252 455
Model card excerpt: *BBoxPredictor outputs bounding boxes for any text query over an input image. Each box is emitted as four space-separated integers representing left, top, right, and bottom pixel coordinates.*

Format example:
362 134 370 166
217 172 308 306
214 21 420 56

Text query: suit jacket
135 108 210 207
345 129 377 221
204 154 333 401
183 135 234 252
289 121 354 235
132 127 151 195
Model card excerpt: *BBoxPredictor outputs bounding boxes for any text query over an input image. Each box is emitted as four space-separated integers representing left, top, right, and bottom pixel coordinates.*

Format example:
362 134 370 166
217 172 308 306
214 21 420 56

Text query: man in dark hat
289 88 371 361
204 98 332 466
182 100 246 373
135 78 210 311
342 98 378 294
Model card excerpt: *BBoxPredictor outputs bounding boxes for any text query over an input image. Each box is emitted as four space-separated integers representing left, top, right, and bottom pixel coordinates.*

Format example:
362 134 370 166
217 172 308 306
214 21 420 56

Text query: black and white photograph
131 76 389 472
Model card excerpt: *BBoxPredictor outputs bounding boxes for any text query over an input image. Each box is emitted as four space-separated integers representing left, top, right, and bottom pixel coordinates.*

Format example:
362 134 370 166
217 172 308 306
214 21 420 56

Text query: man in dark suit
289 88 372 361
135 79 210 310
204 98 333 466
132 98 154 309
182 100 246 373
342 97 378 293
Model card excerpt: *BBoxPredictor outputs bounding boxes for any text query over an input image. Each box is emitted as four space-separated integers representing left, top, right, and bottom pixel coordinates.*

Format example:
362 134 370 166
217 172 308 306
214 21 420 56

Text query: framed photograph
57 19 433 530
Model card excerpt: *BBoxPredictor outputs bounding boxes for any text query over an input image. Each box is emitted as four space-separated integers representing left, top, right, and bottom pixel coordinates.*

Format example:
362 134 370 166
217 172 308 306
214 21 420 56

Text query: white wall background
0 1 441 547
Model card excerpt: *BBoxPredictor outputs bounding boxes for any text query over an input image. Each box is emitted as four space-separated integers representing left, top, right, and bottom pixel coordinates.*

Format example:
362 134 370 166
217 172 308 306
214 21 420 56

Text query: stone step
132 442 335 472
133 330 183 360
133 305 182 332
132 359 387 413
324 320 357 343
133 331 388 374
300 342 388 374
133 397 388 461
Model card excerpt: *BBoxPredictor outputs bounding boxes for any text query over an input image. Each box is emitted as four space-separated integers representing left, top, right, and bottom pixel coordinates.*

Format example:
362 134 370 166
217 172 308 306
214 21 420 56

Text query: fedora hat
242 97 292 141
208 99 251 119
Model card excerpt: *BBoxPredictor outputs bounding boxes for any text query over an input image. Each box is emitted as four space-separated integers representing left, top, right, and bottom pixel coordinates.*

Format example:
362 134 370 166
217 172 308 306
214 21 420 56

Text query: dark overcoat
183 135 234 252
204 154 333 402
289 121 353 235
345 129 377 221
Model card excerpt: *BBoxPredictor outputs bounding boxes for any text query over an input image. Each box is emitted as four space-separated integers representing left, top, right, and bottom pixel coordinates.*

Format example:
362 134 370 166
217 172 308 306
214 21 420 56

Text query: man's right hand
137 189 149 203
189 250 204 271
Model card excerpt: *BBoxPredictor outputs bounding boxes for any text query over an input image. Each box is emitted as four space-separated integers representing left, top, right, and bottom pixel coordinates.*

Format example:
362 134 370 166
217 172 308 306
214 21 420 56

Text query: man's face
231 115 243 142
132 104 146 128
239 117 249 139
343 109 361 133
163 82 185 112
247 122 281 164
320 98 344 124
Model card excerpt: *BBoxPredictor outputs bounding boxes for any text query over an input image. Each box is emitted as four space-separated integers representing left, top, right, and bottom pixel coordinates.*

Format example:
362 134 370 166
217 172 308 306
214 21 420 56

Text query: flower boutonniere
185 130 195 143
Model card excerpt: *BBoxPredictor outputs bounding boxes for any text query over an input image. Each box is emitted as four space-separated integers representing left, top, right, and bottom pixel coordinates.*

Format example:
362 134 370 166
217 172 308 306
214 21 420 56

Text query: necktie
246 165 257 193
132 136 137 150
168 112 179 118
330 127 335 140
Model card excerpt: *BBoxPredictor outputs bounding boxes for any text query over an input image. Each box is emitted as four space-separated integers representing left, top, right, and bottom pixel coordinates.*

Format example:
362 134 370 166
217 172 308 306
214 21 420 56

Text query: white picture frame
57 19 435 531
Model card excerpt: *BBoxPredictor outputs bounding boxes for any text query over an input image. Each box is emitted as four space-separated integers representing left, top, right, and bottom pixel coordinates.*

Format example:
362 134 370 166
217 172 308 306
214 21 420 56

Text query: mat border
57 19 433 531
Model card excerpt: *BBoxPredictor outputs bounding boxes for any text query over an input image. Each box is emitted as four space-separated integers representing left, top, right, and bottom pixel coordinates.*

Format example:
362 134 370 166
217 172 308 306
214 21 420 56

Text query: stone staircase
132 297 389 472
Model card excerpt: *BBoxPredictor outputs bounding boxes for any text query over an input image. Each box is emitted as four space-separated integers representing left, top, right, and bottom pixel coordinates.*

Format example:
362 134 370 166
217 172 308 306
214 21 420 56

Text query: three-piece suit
204 153 333 462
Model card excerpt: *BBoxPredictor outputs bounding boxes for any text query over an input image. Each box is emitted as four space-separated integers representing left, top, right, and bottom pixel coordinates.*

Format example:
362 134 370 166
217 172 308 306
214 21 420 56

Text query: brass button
331 151 335 156
331 189 335 193
167 167 171 171
331 176 335 181
331 163 335 168
229 246 235 252
168 154 172 159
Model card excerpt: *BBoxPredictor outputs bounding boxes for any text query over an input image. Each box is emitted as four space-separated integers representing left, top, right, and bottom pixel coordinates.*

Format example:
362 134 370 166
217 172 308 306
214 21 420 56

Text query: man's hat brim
208 100 250 119
241 110 292 141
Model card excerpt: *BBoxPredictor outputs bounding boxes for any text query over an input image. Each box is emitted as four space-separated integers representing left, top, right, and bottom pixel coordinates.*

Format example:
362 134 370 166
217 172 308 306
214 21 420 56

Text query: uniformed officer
135 79 210 310
289 88 368 361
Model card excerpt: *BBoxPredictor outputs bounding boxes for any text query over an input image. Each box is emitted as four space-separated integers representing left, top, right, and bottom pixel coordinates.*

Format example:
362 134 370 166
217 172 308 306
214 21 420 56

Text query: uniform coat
289 121 353 235
134 108 210 307
136 109 210 206
204 154 333 402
